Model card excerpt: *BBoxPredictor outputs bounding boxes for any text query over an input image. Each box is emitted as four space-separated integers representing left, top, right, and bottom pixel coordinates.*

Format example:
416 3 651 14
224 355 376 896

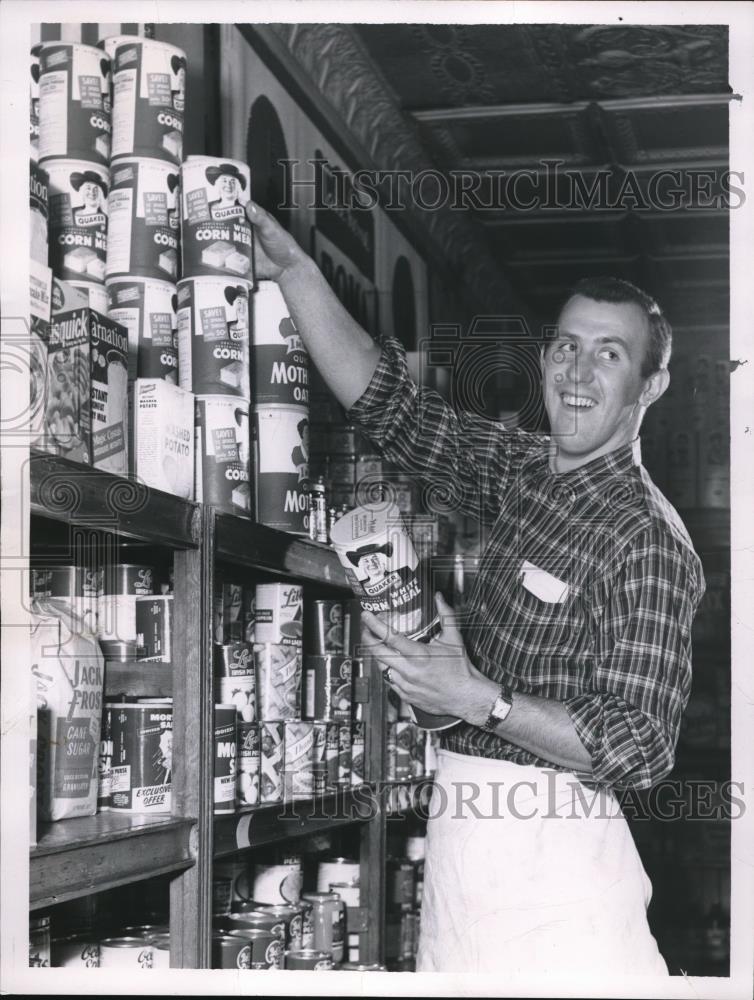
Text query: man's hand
245 200 313 281
361 592 498 725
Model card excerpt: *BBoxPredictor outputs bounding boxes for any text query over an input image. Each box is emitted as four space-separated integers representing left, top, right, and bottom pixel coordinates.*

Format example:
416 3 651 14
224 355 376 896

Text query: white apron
416 750 668 977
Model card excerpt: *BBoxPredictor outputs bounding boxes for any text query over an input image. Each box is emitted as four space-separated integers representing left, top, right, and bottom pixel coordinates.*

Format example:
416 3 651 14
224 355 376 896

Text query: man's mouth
560 392 597 410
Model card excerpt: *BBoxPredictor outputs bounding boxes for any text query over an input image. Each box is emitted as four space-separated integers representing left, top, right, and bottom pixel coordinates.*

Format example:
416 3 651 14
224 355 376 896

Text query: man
245 201 705 978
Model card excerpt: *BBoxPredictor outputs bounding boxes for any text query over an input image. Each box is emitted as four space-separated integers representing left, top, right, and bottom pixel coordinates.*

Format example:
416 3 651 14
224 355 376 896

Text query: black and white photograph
1 1 752 996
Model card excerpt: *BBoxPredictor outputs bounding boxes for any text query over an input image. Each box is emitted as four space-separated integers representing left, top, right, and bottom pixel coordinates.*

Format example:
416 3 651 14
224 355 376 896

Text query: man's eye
600 348 620 361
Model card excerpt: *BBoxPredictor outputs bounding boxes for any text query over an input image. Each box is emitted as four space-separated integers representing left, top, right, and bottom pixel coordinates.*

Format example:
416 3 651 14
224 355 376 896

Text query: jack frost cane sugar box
133 378 194 499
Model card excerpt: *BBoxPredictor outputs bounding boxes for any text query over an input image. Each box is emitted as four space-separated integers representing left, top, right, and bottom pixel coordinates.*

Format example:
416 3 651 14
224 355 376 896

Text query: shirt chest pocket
504 576 586 655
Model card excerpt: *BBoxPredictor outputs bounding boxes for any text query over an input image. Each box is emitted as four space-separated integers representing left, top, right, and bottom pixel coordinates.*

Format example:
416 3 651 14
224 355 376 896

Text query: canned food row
30 914 171 968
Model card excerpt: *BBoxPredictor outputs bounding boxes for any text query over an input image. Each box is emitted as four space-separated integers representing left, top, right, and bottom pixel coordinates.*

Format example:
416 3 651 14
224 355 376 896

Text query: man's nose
567 351 595 383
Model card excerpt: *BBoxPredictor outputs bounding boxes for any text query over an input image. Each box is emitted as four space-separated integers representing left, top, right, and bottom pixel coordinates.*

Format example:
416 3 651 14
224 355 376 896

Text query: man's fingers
435 590 462 636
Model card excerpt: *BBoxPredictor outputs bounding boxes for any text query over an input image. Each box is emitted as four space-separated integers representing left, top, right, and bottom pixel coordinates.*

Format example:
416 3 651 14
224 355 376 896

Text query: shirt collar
528 437 642 497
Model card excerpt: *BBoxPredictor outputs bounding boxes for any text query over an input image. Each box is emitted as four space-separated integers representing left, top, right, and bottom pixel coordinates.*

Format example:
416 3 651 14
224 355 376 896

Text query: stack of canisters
252 281 311 534
385 691 438 787
178 155 254 516
385 835 426 971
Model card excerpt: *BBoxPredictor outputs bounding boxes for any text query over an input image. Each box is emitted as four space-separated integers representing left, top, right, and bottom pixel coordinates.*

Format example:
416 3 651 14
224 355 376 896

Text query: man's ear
640 367 670 408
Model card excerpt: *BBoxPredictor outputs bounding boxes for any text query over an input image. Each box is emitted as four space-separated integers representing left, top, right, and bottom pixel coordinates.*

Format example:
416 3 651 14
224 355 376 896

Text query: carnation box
132 378 194 498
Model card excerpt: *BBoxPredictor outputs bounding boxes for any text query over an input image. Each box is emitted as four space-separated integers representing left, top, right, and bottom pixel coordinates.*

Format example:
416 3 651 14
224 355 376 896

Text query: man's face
81 182 100 209
359 552 387 580
218 174 238 201
542 295 652 470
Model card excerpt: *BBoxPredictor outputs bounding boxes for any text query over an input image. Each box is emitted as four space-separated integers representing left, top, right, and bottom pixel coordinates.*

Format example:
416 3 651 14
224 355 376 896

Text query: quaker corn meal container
252 281 309 407
109 701 172 813
259 720 284 804
253 405 310 535
46 158 109 283
99 937 154 969
213 704 237 815
236 720 260 807
181 156 253 279
68 280 108 315
106 157 180 281
255 643 302 720
177 277 251 397
30 43 44 161
98 564 155 660
254 582 303 646
214 641 256 721
106 277 178 381
194 395 251 516
38 43 111 165
110 39 185 164
30 159 49 266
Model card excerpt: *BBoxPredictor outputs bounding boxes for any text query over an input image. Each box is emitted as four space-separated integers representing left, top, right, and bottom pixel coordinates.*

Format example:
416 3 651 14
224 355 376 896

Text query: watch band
483 684 514 731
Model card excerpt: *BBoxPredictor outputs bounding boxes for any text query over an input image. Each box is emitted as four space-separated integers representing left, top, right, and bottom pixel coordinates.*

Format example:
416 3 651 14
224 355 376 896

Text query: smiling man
244 202 705 980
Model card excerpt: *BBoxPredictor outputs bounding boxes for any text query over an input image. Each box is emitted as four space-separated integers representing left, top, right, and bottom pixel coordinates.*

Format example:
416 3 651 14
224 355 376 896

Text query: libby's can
311 720 331 796
236 720 260 808
350 721 366 787
225 928 281 969
301 891 346 964
305 600 349 656
99 937 154 969
284 948 334 970
338 723 352 786
259 720 284 803
303 654 352 722
180 156 253 280
255 642 302 721
214 641 256 722
31 565 102 635
97 563 155 660
254 582 303 645
252 280 308 406
283 719 314 801
213 703 237 814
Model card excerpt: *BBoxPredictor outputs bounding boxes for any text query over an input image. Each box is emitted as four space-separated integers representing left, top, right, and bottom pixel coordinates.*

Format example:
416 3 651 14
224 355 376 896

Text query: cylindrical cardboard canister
255 643 302 721
109 701 172 813
254 582 303 645
253 858 303 906
236 720 260 808
69 280 108 315
98 564 155 660
214 641 256 721
253 404 310 535
259 720 284 803
46 157 109 283
283 719 314 801
38 43 111 165
303 655 352 722
225 928 282 969
30 43 44 162
316 858 360 892
252 281 309 407
99 937 154 969
106 157 180 281
111 39 185 165
285 948 334 970
337 723 352 786
107 277 177 381
304 599 348 655
97 703 113 810
98 35 138 62
52 935 100 968
30 159 49 266
194 395 251 516
181 156 253 279
301 892 346 964
177 277 251 398
213 703 237 814
350 721 366 786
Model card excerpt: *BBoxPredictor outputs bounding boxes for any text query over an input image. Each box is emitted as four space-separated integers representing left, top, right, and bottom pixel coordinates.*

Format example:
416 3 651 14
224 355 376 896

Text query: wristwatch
482 684 514 732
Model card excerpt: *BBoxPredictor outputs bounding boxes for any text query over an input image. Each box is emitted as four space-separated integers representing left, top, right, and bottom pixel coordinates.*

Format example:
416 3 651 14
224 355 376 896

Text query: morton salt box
32 278 128 472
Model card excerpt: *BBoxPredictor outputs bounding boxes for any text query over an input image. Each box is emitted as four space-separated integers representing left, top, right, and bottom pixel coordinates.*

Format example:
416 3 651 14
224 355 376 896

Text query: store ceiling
355 23 732 333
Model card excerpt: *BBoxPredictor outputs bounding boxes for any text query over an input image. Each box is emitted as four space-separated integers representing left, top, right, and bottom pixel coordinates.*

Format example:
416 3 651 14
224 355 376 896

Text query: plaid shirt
348 339 706 789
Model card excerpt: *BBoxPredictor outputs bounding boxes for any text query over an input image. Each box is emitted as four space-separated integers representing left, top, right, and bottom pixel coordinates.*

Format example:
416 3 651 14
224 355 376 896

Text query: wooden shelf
30 451 201 549
214 512 350 588
30 812 196 910
213 787 376 857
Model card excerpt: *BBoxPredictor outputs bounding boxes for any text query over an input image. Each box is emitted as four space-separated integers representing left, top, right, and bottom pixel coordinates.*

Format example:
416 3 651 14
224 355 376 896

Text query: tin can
99 936 154 968
218 907 283 942
51 934 100 967
30 44 44 161
109 702 172 813
386 721 397 782
214 581 243 643
214 857 252 908
97 703 113 810
214 641 255 721
316 858 360 892
395 721 412 781
410 727 426 779
338 723 352 786
38 43 111 165
98 564 155 660
351 658 365 722
259 720 284 803
29 915 50 967
388 860 416 912
213 873 233 915
305 600 348 656
226 928 281 969
106 157 180 281
252 857 303 906
340 961 386 971
302 891 346 963
255 643 302 720
68 280 108 315
236 720 260 807
253 280 308 406
285 948 334 970
254 582 303 645
311 720 331 796
106 277 177 382
328 880 360 908
46 158 109 283
111 39 185 164
248 903 303 950
253 405 310 535
213 703 237 814
150 932 170 968
31 564 102 635
350 721 366 787
30 159 49 265
283 719 314 801
303 654 352 722
181 156 252 280
308 478 328 543
194 395 250 516
212 931 251 970
177 276 250 397
119 923 170 941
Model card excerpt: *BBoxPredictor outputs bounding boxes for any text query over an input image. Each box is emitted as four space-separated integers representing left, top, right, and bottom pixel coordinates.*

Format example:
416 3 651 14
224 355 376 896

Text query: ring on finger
384 667 392 685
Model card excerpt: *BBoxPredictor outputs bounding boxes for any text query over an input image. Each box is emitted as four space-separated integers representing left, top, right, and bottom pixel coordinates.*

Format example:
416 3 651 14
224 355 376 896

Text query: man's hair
566 276 672 378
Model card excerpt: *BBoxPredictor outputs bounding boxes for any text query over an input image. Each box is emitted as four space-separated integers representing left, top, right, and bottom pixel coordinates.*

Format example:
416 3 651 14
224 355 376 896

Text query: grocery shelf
213 787 377 857
30 451 201 549
214 512 349 588
30 813 196 910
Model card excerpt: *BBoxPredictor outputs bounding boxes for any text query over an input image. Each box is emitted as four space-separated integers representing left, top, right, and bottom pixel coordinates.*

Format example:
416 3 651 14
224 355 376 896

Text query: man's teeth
562 394 596 408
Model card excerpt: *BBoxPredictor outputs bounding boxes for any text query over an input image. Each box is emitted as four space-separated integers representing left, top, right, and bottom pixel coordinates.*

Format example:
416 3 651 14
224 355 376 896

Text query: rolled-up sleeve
347 337 540 522
564 524 705 789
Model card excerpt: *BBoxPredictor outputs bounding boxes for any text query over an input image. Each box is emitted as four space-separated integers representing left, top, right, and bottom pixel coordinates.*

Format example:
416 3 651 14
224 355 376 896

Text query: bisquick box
132 378 194 499
32 279 128 473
